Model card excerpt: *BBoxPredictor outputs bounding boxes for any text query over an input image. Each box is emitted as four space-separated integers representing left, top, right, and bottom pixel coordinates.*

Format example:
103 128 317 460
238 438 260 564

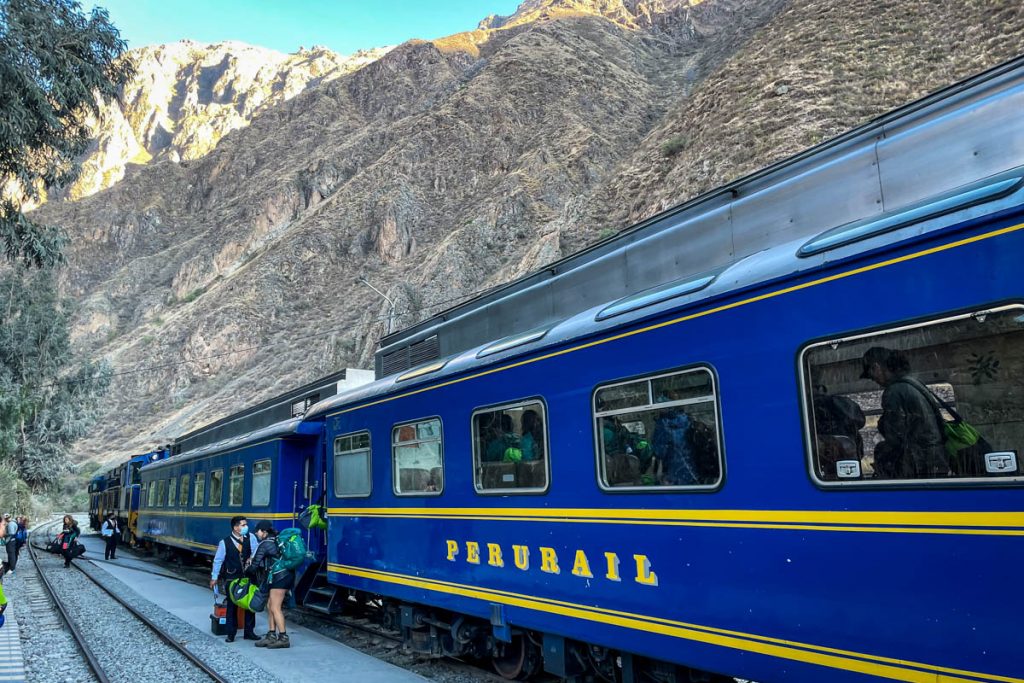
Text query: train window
802 304 1024 485
147 481 155 508
194 472 206 507
252 460 271 506
168 477 177 507
229 465 244 506
392 418 443 495
334 431 371 497
209 469 224 507
156 479 166 506
180 474 190 508
472 400 549 493
594 367 723 491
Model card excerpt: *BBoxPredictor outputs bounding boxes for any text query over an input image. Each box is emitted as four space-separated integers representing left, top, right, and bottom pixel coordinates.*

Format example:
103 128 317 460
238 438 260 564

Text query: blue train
114 57 1023 683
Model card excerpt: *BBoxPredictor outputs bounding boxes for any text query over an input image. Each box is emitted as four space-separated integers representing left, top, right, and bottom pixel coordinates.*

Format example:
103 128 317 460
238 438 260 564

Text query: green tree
0 0 131 493
0 268 111 487
1 0 133 266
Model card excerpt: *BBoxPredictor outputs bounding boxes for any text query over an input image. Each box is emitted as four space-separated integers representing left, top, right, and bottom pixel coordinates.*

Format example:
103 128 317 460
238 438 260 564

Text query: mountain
31 0 1024 461
64 40 391 201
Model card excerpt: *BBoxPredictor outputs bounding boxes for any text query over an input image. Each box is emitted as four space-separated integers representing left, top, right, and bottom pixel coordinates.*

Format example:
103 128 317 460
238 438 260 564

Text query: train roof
371 54 1024 379
309 55 1024 419
170 368 371 455
143 418 308 472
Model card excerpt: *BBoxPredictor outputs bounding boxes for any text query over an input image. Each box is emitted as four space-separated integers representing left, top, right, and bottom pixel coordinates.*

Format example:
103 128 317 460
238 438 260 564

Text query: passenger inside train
473 402 548 490
594 368 722 489
805 306 1023 482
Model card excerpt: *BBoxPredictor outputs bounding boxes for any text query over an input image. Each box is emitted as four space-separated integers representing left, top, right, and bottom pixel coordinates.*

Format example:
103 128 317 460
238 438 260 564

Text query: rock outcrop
30 0 1024 460
64 41 391 200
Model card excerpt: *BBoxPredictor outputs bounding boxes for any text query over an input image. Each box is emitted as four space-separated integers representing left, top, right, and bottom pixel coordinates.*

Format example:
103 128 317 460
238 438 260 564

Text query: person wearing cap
860 346 948 479
247 521 291 649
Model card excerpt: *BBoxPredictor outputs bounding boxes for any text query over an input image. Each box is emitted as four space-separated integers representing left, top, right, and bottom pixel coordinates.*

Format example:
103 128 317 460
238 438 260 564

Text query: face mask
239 525 249 536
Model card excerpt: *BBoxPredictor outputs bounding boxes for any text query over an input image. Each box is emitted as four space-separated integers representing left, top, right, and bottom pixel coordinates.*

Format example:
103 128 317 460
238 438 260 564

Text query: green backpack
228 577 267 612
298 504 327 531
272 527 308 574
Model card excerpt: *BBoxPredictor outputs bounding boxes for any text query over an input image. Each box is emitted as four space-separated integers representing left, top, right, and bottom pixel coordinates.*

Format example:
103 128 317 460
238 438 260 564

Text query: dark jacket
219 533 251 581
247 537 280 585
875 379 949 478
652 410 697 485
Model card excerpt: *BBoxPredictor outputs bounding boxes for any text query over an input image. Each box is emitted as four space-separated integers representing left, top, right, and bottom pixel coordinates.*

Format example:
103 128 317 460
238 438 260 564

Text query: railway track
28 521 232 683
80 538 517 682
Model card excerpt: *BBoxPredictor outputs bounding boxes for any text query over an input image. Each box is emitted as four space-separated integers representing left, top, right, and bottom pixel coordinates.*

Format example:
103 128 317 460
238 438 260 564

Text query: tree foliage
0 0 133 266
0 268 111 487
0 0 130 493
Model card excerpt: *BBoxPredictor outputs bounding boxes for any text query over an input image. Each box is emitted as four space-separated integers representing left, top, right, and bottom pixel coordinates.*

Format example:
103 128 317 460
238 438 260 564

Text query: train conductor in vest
211 515 259 642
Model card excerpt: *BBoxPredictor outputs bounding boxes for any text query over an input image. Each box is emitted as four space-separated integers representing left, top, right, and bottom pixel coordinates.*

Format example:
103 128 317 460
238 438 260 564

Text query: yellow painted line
326 221 1024 418
328 563 1021 683
145 534 217 551
326 507 1024 536
139 511 292 519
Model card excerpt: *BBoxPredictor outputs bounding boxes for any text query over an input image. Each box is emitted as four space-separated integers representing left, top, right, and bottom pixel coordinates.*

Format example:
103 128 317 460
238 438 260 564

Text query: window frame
180 473 190 509
167 476 177 508
799 302 1024 490
471 397 551 495
391 416 444 497
228 464 245 507
156 478 166 507
251 459 272 507
209 468 224 507
592 364 726 493
193 472 206 507
333 431 373 498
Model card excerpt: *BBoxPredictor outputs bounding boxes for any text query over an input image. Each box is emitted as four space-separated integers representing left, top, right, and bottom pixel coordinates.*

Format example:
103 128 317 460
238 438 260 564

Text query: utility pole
358 276 396 335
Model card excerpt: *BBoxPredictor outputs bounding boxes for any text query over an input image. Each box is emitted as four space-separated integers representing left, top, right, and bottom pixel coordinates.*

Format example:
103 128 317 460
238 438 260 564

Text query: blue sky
91 0 524 55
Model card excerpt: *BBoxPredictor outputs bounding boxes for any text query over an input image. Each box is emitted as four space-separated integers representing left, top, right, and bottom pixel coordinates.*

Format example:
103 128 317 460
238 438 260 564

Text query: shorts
268 570 295 591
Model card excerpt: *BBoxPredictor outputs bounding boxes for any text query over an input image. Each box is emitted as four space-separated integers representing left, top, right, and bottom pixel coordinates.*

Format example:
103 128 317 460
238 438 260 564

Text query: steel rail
31 520 230 683
27 521 111 683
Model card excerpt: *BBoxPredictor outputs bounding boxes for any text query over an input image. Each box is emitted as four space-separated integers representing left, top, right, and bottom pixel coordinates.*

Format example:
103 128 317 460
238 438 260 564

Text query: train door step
303 586 342 614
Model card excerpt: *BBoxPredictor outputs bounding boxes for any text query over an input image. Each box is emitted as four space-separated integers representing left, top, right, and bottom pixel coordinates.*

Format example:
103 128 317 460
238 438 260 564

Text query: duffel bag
228 578 266 613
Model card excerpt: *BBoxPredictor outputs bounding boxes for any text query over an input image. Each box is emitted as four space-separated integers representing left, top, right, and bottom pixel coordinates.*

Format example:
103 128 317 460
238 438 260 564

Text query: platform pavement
0 600 24 683
78 535 426 683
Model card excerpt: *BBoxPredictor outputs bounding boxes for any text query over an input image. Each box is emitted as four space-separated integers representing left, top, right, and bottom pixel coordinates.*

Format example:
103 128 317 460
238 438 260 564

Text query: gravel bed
32 544 282 683
15 553 100 683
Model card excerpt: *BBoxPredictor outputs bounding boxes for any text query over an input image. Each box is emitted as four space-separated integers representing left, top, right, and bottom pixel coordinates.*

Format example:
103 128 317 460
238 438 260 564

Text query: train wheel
491 634 541 680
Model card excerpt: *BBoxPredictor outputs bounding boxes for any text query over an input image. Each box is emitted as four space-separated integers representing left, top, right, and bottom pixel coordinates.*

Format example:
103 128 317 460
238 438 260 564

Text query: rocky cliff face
31 0 1024 461
63 40 390 201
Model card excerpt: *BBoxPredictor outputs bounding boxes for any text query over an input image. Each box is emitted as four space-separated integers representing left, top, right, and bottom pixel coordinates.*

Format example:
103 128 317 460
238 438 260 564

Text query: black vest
220 533 250 579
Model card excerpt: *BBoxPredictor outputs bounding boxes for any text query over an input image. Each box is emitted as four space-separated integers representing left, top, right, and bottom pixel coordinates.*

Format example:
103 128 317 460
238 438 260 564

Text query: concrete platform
78 535 425 683
0 601 24 683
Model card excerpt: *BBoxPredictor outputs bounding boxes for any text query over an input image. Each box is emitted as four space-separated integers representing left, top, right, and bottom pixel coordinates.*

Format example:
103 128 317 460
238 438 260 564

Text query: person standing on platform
101 512 119 560
14 517 27 560
211 516 258 642
1 515 18 578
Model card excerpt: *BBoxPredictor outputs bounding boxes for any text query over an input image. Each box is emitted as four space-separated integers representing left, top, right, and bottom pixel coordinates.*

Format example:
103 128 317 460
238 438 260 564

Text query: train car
108 448 170 545
87 474 107 530
138 419 325 567
301 58 1024 682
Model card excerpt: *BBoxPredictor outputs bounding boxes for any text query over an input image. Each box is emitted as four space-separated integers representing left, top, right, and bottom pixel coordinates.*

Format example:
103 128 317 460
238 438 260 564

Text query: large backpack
228 578 267 613
297 504 327 531
272 528 308 574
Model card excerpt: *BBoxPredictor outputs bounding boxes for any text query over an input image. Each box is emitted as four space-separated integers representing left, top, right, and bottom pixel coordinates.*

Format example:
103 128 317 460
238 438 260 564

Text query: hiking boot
266 632 290 649
255 632 277 647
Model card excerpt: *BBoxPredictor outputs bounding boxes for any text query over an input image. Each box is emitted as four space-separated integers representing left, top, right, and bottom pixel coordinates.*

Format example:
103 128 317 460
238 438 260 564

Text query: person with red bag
59 515 81 568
